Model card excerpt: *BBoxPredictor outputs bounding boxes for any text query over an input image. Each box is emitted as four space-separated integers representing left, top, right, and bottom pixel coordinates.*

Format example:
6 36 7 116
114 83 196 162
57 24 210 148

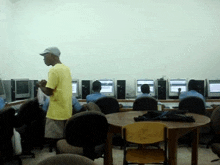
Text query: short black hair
188 79 197 91
92 80 101 91
141 84 150 94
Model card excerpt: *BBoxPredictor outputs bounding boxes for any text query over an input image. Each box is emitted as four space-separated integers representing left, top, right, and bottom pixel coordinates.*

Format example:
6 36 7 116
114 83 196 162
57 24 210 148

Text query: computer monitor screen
14 79 30 99
208 80 220 98
100 80 113 93
99 79 115 97
210 84 220 93
170 80 187 92
169 79 187 97
137 80 154 93
72 80 79 97
16 81 29 94
0 79 6 99
0 80 5 95
72 82 77 94
136 79 155 97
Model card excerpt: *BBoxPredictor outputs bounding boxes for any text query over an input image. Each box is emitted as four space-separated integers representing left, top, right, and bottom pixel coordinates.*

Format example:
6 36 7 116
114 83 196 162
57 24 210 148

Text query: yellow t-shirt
46 63 72 120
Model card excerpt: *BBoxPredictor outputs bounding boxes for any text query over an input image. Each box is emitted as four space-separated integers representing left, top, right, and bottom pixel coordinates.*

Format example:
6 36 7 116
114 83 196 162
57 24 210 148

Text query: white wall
0 0 13 78
2 0 220 95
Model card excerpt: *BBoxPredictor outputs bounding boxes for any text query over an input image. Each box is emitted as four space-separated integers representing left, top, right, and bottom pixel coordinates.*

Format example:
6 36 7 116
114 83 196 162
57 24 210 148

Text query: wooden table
104 111 210 165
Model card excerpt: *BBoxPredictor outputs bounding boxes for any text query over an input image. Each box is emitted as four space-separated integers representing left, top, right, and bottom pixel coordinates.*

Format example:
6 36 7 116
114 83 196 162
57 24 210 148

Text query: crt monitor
136 79 155 97
207 79 220 98
99 79 115 97
0 79 6 100
14 79 30 99
72 80 79 98
169 79 188 97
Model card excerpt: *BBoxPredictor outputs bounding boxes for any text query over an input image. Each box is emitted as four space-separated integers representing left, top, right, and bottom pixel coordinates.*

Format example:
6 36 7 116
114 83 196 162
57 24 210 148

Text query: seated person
42 96 83 114
136 84 151 99
0 97 5 111
179 79 206 105
86 80 106 103
136 84 163 106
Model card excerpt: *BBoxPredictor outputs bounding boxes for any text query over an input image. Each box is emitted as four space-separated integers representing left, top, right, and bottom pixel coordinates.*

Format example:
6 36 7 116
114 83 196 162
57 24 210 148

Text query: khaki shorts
45 118 67 139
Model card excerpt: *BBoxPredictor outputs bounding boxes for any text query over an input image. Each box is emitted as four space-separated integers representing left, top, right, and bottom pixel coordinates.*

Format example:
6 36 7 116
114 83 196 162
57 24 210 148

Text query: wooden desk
4 100 27 108
104 111 210 165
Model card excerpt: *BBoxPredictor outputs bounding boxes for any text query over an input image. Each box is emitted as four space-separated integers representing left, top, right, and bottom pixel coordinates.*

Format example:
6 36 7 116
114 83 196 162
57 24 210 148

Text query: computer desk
4 99 27 108
78 99 219 112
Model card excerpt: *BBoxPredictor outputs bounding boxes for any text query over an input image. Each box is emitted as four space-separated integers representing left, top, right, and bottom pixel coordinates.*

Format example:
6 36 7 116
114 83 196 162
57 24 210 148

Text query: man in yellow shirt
38 47 72 152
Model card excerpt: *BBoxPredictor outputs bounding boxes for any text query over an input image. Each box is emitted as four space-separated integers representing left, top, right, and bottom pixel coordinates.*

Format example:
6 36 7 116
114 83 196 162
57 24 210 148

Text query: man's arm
38 80 54 96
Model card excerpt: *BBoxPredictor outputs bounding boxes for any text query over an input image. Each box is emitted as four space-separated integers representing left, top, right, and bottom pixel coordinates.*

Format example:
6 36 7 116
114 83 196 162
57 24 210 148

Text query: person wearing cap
86 80 106 103
38 47 72 152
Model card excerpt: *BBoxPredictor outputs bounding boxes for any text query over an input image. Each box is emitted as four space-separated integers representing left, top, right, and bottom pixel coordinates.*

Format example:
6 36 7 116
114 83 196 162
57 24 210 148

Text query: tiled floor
21 144 220 165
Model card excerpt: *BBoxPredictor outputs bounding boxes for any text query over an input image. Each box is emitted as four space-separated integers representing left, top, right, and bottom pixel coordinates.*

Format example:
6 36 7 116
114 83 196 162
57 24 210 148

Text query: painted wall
2 0 220 96
0 0 13 78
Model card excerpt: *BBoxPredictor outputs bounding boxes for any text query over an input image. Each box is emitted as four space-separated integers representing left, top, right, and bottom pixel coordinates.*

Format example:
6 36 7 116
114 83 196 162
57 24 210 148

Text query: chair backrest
16 98 45 127
0 107 16 163
37 154 96 165
0 107 16 140
133 97 158 111
123 122 167 144
65 111 109 148
211 106 220 134
95 96 119 114
178 96 206 115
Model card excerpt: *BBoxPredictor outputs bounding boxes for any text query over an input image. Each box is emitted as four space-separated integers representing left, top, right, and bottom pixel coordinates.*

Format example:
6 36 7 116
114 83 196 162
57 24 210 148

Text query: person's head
92 80 102 92
40 47 61 66
141 84 150 94
188 79 198 91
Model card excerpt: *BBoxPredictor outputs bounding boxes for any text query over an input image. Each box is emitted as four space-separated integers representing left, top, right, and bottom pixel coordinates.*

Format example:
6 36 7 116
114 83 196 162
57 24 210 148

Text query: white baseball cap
40 47 61 57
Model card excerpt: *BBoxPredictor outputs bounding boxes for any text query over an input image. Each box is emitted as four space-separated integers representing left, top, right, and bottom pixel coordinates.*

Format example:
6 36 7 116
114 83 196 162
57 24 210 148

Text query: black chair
37 154 96 165
56 111 109 160
15 98 46 157
0 107 22 165
208 106 220 162
179 96 206 115
178 96 206 146
95 96 119 114
133 97 158 111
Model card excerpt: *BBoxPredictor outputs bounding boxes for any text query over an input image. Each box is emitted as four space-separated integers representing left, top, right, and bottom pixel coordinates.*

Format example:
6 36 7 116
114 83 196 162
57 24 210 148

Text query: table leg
168 130 178 165
104 132 113 165
191 128 199 165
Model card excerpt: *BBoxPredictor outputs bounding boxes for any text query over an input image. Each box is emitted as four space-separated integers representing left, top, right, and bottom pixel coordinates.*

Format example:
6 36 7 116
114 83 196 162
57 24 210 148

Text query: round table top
106 111 211 129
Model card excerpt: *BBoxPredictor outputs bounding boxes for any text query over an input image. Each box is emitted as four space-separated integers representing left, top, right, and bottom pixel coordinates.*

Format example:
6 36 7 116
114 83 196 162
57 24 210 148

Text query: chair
15 98 46 157
122 122 168 165
208 106 220 162
211 143 220 162
56 111 109 160
178 96 206 146
95 96 119 114
37 154 96 165
133 97 158 111
0 107 22 165
178 96 206 115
